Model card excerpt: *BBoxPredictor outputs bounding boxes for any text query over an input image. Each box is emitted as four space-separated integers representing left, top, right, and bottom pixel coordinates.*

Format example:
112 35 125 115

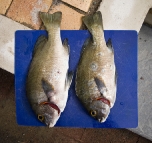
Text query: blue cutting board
15 30 138 128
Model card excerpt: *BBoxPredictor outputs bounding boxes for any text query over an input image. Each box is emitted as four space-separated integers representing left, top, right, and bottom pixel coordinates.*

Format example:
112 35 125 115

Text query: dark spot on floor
140 76 144 80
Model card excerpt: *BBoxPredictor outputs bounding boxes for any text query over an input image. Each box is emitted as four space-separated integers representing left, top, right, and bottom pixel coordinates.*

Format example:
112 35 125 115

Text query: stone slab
98 0 152 32
0 0 12 15
0 15 30 73
62 0 93 12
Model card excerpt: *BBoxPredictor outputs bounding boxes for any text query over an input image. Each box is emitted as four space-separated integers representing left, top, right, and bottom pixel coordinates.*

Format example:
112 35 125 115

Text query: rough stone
6 0 53 29
0 15 30 73
0 0 12 15
62 0 93 12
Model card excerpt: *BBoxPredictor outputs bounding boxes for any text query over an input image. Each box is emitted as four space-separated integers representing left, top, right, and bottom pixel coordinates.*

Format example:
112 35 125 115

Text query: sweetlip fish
76 11 117 123
26 11 73 127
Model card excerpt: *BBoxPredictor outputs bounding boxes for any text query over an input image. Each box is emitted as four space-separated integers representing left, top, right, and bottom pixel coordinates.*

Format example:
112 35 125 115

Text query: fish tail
40 12 62 30
82 11 103 37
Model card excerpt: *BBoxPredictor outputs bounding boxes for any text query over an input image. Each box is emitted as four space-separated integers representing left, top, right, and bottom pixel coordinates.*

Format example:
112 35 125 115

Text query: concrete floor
0 66 151 143
129 24 152 140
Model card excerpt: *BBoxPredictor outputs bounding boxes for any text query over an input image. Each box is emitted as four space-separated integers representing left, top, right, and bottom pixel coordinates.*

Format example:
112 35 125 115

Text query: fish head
89 100 110 123
35 103 60 127
34 78 62 127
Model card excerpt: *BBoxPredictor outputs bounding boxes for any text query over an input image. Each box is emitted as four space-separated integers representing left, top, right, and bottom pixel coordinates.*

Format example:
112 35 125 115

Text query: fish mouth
49 122 54 128
94 97 111 107
98 117 106 123
39 101 60 115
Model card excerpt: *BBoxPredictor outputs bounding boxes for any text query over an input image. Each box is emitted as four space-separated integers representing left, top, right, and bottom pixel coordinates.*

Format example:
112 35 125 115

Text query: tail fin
40 12 62 30
82 11 103 36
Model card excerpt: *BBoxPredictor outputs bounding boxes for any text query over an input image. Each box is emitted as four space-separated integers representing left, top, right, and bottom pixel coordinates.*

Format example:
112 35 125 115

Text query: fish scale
26 12 73 127
76 11 117 123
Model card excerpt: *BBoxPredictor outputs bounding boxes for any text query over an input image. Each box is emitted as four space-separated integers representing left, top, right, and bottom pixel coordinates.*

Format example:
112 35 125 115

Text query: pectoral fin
41 78 54 96
65 71 73 89
94 77 107 95
33 35 47 56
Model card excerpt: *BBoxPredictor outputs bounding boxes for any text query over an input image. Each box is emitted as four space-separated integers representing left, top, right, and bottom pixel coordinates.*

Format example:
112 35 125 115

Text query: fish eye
90 110 97 117
38 115 44 122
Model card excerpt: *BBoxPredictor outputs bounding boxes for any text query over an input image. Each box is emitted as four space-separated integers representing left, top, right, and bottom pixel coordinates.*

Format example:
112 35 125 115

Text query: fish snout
97 105 110 123
98 117 106 123
49 122 54 128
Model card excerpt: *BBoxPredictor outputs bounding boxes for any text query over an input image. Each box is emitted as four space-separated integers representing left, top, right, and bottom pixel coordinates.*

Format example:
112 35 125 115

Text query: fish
26 11 73 127
75 11 117 123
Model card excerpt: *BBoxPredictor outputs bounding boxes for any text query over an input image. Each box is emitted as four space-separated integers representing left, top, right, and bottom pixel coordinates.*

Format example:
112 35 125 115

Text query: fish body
26 12 73 127
76 11 117 123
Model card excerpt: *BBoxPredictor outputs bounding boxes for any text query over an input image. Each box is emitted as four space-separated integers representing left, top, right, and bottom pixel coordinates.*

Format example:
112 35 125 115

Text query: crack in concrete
5 0 13 16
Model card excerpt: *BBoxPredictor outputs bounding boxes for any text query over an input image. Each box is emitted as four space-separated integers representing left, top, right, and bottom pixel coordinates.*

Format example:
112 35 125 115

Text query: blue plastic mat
15 30 138 128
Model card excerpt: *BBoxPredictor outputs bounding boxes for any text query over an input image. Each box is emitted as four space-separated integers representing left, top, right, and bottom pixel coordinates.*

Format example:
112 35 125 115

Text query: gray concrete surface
129 25 152 141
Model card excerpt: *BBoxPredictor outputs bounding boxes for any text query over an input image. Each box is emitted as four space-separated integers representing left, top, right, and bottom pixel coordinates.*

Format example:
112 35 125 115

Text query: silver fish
76 11 117 123
26 11 73 127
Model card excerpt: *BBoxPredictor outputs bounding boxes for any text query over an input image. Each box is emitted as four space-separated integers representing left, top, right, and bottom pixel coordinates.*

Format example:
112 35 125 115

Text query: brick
6 0 53 29
0 15 30 73
49 3 84 30
62 0 92 12
0 0 12 15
